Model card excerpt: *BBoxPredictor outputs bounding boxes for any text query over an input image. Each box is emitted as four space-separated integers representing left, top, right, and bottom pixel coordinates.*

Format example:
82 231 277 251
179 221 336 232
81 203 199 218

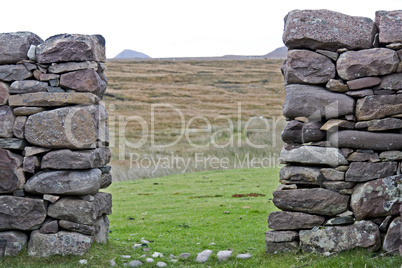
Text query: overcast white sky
1 1 400 58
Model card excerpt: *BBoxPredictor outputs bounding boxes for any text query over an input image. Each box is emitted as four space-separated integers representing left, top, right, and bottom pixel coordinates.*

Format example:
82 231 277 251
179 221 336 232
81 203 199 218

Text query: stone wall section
0 32 112 257
267 10 402 255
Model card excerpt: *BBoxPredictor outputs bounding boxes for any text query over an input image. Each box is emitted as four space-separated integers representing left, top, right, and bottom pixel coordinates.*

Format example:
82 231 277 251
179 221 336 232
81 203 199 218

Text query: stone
43 194 60 203
8 92 99 107
0 105 15 138
347 152 379 162
128 260 143 267
282 49 335 85
146 258 154 263
0 138 27 150
283 10 376 51
36 34 105 64
299 221 381 253
273 188 349 216
39 73 59 81
279 165 323 185
325 216 355 226
387 43 402 50
0 65 32 81
48 192 112 225
266 241 299 254
281 120 325 144
351 175 402 220
320 168 345 181
60 69 106 98
25 105 101 149
12 116 26 139
355 118 402 131
24 169 102 195
379 216 394 232
195 249 212 263
280 145 348 167
217 250 232 261
346 89 374 98
383 217 402 254
0 82 9 105
28 230 93 257
13 107 45 116
39 220 59 234
156 262 167 267
326 79 349 93
235 253 252 259
375 10 402 44
23 155 40 173
268 211 325 230
0 148 24 194
316 49 338 61
0 196 46 230
322 181 355 192
373 89 395 95
48 61 98 74
379 151 402 161
265 230 299 242
41 147 111 169
337 48 399 80
27 44 37 60
9 80 48 94
320 119 355 132
94 215 109 243
283 84 355 120
100 172 112 189
345 162 397 182
346 77 381 90
59 220 95 236
330 130 402 151
0 231 28 256
376 73 402 90
23 146 51 156
356 94 402 121
179 253 191 259
0 32 43 64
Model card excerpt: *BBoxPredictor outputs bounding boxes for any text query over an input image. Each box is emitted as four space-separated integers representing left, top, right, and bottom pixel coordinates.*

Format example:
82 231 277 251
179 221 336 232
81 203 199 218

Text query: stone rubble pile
0 32 112 257
267 10 402 255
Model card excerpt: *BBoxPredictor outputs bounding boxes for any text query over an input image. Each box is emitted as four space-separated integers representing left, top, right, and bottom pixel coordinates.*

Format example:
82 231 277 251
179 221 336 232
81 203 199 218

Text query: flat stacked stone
0 32 112 258
267 9 402 256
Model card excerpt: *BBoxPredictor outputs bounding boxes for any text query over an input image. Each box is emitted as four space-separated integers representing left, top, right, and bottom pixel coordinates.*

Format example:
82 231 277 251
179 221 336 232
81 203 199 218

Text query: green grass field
1 168 401 267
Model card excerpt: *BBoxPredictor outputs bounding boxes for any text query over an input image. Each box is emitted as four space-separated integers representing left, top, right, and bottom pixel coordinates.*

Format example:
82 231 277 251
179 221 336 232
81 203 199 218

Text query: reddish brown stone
60 69 105 98
375 10 402 44
0 105 15 138
346 77 381 90
356 94 402 121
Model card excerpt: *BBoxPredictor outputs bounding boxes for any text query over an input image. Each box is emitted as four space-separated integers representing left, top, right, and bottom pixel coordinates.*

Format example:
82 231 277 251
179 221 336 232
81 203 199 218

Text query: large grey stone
383 216 402 254
345 162 398 182
41 147 111 169
94 215 109 244
48 61 98 74
337 48 399 81
351 175 402 220
283 10 376 51
355 118 402 131
36 34 105 64
280 145 348 167
273 188 349 216
379 151 402 161
281 120 325 144
24 169 102 195
329 131 402 151
376 73 402 90
283 84 355 120
0 138 28 150
48 192 112 225
28 230 93 257
9 80 48 94
300 221 381 253
355 94 402 121
0 105 15 138
60 69 106 98
268 211 325 230
59 220 95 236
25 105 101 149
0 148 24 194
0 32 43 64
282 50 335 85
375 10 402 44
279 165 323 185
265 230 299 243
0 196 46 230
0 231 28 256
0 65 32 81
8 92 99 107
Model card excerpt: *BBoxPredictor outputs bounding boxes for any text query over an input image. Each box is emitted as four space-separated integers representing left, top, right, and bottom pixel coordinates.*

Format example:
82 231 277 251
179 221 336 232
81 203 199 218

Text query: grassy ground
1 168 400 267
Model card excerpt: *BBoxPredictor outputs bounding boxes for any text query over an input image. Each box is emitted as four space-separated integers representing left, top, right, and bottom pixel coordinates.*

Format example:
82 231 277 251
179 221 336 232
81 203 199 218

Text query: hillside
114 49 151 59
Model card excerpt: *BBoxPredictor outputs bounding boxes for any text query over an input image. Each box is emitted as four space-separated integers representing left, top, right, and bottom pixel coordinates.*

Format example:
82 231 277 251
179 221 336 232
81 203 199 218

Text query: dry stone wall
267 10 402 255
0 32 112 258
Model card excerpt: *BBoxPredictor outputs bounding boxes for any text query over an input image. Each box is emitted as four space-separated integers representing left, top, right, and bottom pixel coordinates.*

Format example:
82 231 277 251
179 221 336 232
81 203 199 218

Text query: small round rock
236 253 252 259
128 260 143 267
156 261 168 267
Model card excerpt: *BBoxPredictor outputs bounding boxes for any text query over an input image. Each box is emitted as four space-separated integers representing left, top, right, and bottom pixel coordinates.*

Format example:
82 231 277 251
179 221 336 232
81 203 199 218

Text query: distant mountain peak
264 46 287 59
114 49 151 59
